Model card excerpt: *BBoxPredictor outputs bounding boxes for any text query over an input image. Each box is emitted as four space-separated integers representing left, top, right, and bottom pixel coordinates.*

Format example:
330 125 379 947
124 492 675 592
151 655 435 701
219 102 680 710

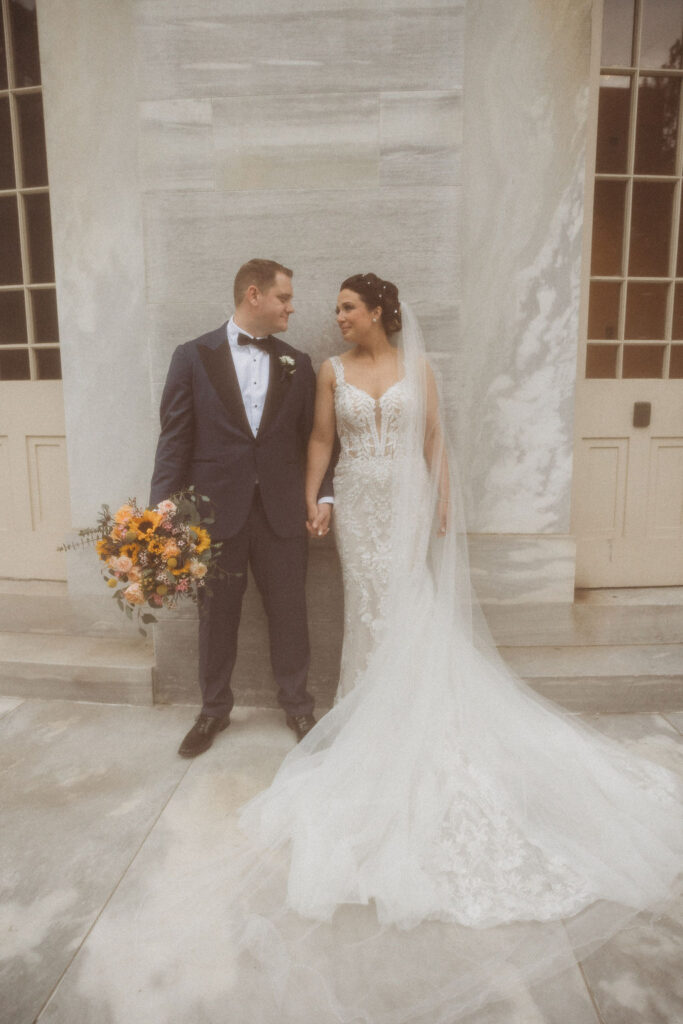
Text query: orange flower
114 503 137 526
190 526 211 554
123 582 145 605
162 541 181 561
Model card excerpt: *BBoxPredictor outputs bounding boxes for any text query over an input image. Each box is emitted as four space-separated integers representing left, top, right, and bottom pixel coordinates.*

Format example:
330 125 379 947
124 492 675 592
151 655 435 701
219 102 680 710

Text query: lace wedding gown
122 309 681 1024
226 321 681 1021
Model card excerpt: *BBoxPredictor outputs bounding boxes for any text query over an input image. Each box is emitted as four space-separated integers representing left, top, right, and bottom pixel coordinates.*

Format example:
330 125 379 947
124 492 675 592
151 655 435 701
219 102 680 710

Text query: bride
119 274 680 1024
211 273 681 1022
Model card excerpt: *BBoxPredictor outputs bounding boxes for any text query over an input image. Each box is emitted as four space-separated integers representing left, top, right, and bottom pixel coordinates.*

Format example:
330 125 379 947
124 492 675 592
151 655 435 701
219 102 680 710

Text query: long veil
119 305 682 1023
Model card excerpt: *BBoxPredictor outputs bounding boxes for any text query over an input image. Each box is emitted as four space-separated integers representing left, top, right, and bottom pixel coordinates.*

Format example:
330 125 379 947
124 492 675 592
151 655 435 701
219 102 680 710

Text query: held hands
307 501 332 538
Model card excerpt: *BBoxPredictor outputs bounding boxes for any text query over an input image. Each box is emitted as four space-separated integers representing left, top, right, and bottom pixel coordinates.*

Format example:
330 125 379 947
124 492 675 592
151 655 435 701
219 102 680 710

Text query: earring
372 318 377 322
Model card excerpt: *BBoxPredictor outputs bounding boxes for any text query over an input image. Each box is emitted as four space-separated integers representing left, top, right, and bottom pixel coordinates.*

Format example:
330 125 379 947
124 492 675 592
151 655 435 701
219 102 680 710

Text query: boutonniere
278 355 296 382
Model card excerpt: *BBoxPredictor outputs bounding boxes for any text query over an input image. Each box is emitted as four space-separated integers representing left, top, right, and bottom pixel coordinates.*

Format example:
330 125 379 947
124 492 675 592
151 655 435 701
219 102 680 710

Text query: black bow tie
237 332 275 351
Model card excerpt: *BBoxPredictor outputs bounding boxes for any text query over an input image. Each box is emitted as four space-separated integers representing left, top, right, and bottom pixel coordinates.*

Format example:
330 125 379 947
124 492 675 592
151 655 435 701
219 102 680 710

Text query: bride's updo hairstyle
340 273 402 336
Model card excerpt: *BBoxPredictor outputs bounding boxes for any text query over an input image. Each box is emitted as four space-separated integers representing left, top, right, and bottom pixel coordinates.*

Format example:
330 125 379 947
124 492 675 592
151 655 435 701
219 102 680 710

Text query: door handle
633 402 651 428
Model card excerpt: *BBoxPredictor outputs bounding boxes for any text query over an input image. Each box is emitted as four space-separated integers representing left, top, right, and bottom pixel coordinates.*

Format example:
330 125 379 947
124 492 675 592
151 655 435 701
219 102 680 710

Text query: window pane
635 77 679 174
601 0 635 66
9 0 40 87
588 280 621 339
0 96 15 189
0 348 30 380
591 179 626 275
622 343 665 378
628 181 674 276
16 92 48 188
673 284 683 339
625 281 668 338
24 192 55 283
30 289 59 342
596 76 631 174
0 7 8 90
586 343 619 378
640 0 683 70
0 195 22 285
35 347 61 380
0 290 27 344
670 345 683 377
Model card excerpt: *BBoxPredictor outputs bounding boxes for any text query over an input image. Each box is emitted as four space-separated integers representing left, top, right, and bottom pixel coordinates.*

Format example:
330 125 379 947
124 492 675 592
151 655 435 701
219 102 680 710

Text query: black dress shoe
286 713 316 742
178 713 230 758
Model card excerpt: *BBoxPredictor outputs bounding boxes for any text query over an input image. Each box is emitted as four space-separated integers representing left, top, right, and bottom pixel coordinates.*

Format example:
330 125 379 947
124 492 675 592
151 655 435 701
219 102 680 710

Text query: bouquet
62 489 223 633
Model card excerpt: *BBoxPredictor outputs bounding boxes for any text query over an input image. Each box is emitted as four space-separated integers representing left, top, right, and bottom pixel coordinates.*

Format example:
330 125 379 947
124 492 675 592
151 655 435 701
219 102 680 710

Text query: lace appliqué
331 356 408 698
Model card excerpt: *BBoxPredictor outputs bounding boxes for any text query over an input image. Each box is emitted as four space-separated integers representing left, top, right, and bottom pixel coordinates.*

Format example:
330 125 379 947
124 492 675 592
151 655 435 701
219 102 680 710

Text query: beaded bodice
331 356 407 462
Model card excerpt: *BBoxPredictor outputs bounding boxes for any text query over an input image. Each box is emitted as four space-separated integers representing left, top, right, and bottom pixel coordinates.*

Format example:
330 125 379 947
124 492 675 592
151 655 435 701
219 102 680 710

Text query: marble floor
1 696 681 1024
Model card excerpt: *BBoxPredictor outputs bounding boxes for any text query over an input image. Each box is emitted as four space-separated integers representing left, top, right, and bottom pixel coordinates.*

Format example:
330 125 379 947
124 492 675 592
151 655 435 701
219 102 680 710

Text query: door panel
574 380 683 586
0 382 71 579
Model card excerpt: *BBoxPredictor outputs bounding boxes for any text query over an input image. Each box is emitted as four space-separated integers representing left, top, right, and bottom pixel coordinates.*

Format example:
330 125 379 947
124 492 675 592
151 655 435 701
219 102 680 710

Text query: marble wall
134 0 465 405
36 0 593 621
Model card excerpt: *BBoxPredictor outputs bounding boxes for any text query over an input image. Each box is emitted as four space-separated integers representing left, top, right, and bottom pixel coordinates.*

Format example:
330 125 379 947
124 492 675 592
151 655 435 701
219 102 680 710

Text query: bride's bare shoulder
317 358 337 386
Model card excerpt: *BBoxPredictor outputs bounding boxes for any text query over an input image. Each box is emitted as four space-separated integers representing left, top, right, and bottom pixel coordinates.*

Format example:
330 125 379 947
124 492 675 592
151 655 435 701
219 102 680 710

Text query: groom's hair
233 259 293 305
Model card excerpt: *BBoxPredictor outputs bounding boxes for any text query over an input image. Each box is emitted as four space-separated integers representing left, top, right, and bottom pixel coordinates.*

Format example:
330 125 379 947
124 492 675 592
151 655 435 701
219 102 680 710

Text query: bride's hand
307 501 331 538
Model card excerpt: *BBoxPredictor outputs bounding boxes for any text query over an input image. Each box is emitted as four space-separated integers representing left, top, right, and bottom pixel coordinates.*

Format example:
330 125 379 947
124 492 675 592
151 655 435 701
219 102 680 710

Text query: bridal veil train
154 303 681 1022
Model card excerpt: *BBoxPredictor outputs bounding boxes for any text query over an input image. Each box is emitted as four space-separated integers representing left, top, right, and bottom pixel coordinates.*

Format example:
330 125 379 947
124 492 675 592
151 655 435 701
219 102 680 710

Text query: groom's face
256 272 295 335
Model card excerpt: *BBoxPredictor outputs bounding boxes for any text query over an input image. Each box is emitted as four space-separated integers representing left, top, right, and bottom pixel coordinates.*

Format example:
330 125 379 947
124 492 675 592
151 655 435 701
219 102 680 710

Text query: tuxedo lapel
258 341 291 438
198 325 252 437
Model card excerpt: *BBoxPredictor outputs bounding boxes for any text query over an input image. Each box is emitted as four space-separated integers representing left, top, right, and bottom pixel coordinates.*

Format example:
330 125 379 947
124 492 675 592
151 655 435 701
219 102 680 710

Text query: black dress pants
197 487 313 718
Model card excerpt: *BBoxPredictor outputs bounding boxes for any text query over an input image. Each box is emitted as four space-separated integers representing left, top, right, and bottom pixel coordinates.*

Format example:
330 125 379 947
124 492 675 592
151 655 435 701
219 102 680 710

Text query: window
586 0 683 379
0 0 60 381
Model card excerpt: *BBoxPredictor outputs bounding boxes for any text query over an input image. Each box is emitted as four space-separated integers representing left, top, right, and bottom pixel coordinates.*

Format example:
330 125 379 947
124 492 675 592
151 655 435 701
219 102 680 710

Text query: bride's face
335 289 381 346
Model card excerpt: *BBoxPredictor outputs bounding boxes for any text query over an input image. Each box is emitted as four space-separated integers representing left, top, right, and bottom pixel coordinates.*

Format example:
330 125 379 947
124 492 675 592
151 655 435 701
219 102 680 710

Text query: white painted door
572 0 683 587
0 382 70 579
573 380 683 586
0 0 69 580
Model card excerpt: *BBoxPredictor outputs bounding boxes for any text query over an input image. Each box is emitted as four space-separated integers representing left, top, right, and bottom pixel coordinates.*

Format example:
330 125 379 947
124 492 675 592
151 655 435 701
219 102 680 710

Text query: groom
150 259 333 757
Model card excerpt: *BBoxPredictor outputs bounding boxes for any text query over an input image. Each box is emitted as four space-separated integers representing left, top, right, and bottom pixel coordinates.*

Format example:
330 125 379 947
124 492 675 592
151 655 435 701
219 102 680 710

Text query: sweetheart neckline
338 378 405 403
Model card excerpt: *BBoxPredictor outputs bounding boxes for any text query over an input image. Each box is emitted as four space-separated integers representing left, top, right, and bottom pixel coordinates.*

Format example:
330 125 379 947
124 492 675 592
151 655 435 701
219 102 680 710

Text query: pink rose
189 558 208 579
156 500 177 516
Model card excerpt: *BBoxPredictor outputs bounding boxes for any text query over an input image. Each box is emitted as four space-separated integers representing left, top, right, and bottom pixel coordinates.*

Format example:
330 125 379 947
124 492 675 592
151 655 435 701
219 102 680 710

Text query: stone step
501 644 683 714
0 592 139 638
0 632 154 705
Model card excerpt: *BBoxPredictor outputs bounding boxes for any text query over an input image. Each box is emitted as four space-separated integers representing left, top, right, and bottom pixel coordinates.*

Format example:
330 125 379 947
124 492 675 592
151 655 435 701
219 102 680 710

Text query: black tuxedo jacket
150 323 333 538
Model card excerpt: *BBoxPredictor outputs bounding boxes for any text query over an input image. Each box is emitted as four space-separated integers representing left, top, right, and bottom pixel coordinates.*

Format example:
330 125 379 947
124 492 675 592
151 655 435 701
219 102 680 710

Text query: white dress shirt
226 318 333 506
227 317 270 437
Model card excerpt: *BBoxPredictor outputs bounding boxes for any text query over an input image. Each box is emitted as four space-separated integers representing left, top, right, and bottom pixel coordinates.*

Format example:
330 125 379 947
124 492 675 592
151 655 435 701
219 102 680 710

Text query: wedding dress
133 306 681 1023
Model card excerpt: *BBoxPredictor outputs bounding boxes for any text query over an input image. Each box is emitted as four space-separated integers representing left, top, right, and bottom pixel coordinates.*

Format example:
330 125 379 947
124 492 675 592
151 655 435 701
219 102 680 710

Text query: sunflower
133 509 163 540
146 536 166 556
190 526 211 554
120 542 140 564
95 537 114 561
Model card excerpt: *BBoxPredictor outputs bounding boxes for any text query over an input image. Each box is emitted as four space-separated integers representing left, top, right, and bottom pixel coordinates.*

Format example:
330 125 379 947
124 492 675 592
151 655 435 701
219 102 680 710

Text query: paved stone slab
579 896 683 1024
0 700 192 1024
36 708 292 1023
0 696 24 717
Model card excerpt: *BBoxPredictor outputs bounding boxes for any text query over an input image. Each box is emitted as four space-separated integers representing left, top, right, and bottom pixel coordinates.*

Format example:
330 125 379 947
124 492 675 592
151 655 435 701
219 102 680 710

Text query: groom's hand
306 501 331 538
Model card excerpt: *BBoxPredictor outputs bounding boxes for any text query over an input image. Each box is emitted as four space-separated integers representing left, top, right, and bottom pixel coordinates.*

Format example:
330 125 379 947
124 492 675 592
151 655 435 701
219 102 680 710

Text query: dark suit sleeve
298 353 337 502
149 343 195 506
